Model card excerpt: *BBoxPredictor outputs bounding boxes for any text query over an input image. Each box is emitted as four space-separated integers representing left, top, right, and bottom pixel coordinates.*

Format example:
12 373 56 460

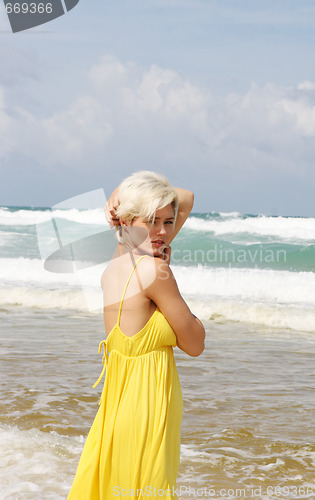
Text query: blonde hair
115 171 178 224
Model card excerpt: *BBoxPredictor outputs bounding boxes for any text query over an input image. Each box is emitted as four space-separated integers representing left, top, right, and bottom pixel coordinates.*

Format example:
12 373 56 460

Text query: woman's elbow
178 328 206 357
187 340 205 357
190 324 206 357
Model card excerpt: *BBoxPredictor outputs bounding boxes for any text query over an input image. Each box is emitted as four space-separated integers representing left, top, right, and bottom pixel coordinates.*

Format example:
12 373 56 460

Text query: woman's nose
156 224 166 235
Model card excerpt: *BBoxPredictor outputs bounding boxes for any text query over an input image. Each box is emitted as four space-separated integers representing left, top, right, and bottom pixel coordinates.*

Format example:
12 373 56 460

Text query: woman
67 171 205 499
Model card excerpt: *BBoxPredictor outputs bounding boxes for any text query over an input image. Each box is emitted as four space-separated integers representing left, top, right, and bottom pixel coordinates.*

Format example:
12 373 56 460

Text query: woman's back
101 252 159 338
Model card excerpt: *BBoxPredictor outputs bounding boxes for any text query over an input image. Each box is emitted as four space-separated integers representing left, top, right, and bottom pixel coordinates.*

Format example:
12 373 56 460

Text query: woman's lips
151 240 164 246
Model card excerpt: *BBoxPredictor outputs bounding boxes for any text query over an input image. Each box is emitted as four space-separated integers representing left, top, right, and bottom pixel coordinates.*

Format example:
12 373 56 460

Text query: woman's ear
119 218 127 227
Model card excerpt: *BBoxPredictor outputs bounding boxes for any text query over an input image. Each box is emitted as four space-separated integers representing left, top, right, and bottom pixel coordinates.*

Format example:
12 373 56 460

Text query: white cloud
1 54 315 180
89 55 127 85
14 95 113 167
278 97 315 137
297 81 315 91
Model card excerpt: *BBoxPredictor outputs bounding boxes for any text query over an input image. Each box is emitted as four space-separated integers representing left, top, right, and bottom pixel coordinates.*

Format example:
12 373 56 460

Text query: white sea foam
0 257 106 287
257 458 285 471
0 425 82 500
0 286 93 310
0 258 80 288
1 260 315 330
217 211 241 218
50 208 107 225
174 265 315 307
0 426 227 499
175 265 315 332
180 444 210 459
184 215 315 242
3 208 315 244
218 446 254 458
0 208 108 227
0 258 315 332
2 259 314 307
187 298 315 333
0 257 105 312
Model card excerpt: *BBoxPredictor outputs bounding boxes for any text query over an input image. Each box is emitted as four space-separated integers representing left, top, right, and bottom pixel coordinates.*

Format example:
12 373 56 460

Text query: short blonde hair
116 170 178 224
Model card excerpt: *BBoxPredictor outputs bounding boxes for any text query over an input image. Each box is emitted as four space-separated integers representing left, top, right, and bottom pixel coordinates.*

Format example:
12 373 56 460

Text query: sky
1 0 315 215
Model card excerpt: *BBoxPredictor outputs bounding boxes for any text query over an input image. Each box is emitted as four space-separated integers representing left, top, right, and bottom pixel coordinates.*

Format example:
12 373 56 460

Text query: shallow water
1 307 315 499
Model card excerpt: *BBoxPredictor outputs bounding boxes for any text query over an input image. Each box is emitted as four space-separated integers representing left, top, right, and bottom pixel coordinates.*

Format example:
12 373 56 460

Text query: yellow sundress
67 255 183 499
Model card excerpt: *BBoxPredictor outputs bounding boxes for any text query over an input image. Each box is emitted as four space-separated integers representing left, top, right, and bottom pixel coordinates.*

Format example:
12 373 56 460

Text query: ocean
0 206 314 499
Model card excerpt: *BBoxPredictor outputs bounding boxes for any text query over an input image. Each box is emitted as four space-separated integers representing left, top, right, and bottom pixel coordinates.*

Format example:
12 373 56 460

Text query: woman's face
128 204 175 256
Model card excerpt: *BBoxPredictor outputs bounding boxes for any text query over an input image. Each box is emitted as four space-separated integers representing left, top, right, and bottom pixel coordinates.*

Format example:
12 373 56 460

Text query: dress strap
117 254 148 326
93 254 149 400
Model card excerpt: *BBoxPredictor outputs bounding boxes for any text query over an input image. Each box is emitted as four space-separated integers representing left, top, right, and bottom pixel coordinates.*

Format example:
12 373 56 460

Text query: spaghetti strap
117 254 148 326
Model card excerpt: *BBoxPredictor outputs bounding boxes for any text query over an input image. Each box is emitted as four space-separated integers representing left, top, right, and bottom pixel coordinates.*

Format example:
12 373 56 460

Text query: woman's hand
104 186 120 228
162 245 171 265
155 245 171 263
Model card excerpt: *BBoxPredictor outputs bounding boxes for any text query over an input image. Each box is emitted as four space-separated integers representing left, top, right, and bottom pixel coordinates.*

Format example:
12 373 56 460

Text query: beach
0 207 315 499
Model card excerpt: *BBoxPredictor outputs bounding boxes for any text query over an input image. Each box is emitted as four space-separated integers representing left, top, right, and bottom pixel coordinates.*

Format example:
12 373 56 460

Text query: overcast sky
1 0 315 215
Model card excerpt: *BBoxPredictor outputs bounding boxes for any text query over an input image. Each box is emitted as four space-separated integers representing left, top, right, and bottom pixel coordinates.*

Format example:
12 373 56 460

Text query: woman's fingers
104 203 113 226
104 187 121 227
161 245 171 264
104 196 120 227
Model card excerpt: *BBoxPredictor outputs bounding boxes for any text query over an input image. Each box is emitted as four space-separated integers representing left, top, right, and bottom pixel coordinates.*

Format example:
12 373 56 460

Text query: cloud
13 95 113 167
277 89 315 137
1 54 315 185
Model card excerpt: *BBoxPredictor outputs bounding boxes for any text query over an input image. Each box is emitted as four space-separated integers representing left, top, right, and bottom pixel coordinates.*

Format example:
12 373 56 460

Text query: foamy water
1 311 315 500
1 256 314 332
185 214 315 242
1 207 315 499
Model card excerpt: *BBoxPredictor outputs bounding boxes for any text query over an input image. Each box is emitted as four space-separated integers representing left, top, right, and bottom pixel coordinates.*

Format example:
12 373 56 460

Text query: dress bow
93 339 109 390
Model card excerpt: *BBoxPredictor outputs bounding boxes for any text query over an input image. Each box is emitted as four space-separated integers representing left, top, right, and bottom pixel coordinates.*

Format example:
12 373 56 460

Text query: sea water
0 207 314 499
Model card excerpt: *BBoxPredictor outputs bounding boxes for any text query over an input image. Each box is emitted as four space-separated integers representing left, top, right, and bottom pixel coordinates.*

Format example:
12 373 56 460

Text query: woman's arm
169 188 194 244
144 257 205 357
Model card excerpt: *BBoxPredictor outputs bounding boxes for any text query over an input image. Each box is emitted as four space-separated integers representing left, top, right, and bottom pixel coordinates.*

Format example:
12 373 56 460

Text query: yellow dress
67 255 183 499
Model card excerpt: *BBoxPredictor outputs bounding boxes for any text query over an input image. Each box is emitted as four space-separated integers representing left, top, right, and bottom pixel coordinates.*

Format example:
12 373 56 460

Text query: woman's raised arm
169 188 194 244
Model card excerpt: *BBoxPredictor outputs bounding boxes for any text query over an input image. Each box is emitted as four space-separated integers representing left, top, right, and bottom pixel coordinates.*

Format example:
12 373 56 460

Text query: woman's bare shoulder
101 253 158 298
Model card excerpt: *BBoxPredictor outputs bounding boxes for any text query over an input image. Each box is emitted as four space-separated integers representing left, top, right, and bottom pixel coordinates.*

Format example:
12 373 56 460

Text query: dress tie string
93 339 109 390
